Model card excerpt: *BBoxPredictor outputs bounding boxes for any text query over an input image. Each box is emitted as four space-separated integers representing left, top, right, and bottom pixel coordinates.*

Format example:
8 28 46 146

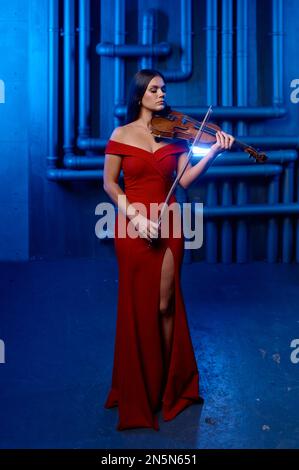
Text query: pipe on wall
49 162 282 180
205 182 218 263
77 137 107 150
221 0 233 133
83 106 288 151
238 136 299 148
114 0 125 128
96 42 171 57
282 162 294 262
162 0 193 81
47 0 59 168
206 0 218 262
221 181 233 263
266 0 285 262
139 9 155 70
45 0 299 267
236 182 248 262
272 0 283 106
267 175 279 262
271 0 293 263
78 0 90 139
214 150 298 165
195 203 299 218
47 169 104 180
96 0 192 82
77 133 298 152
236 0 248 136
113 105 287 120
221 0 234 263
236 0 249 262
203 164 282 178
63 149 297 171
206 0 218 105
63 0 76 156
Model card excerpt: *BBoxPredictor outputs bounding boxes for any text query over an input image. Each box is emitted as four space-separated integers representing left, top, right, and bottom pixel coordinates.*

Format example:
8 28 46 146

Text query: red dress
104 139 203 431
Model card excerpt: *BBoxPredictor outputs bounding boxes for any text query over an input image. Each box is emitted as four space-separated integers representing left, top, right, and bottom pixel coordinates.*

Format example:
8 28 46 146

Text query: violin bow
155 105 213 231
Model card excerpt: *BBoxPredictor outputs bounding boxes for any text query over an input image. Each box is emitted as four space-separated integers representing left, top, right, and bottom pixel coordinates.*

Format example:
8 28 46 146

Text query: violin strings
159 114 263 158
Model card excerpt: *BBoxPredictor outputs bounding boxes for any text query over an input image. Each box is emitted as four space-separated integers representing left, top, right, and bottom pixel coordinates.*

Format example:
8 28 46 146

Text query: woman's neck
135 107 153 130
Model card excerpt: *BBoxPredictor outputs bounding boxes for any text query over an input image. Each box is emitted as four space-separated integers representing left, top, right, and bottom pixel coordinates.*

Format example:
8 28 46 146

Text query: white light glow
192 146 211 157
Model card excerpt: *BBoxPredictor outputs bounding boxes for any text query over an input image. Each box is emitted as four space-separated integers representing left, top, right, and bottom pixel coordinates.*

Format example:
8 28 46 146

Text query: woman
103 69 234 431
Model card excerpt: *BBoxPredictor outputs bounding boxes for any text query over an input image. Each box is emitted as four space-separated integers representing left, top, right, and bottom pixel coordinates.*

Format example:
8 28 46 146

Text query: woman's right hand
131 213 159 242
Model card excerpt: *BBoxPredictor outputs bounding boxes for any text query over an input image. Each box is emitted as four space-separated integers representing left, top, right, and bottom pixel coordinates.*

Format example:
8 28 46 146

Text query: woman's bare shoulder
109 124 133 144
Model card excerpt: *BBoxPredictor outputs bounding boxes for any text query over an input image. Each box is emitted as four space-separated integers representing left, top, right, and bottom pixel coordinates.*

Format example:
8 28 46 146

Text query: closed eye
150 87 166 93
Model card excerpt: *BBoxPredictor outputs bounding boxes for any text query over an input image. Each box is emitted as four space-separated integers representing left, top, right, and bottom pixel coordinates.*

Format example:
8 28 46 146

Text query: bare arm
103 127 158 241
177 130 235 189
103 153 138 221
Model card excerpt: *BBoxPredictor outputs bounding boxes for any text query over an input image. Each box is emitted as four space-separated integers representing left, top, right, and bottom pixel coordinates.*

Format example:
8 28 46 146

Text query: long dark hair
125 69 171 124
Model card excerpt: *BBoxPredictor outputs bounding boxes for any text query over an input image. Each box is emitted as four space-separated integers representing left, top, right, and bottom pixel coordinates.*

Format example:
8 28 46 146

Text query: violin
151 110 268 163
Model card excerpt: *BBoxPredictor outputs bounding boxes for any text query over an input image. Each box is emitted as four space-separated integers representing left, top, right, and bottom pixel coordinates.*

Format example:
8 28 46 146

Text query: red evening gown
104 139 203 431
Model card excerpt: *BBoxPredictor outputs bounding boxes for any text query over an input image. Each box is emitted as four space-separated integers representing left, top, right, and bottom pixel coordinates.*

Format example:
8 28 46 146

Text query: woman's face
140 75 166 112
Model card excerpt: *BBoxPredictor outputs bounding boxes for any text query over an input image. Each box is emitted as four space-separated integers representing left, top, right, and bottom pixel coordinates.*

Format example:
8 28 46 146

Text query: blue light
192 146 211 157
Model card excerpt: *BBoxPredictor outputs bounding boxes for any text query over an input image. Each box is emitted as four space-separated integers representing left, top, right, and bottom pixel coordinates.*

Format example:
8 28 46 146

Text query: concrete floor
0 257 299 449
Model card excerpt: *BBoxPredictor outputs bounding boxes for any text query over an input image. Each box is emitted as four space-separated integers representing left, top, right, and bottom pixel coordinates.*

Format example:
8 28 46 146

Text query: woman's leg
159 247 175 373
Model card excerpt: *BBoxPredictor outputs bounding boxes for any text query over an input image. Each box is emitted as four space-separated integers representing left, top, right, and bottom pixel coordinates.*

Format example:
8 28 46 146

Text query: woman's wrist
205 148 218 160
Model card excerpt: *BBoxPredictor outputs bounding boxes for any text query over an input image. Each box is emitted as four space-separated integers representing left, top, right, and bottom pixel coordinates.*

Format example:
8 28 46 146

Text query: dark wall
0 0 298 262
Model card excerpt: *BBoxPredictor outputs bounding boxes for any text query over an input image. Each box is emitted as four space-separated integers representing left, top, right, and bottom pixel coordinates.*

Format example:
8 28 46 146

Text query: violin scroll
244 147 268 164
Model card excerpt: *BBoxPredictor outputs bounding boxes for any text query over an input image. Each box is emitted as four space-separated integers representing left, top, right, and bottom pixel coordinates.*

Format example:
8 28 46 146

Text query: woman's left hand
210 130 235 156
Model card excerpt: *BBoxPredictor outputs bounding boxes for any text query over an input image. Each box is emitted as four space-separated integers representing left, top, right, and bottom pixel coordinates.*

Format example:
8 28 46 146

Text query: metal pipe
96 42 171 57
206 0 218 105
48 0 59 168
236 0 248 136
163 0 193 81
47 162 280 180
221 0 233 133
63 155 104 168
194 203 299 217
114 0 126 128
114 104 287 119
272 0 283 106
282 162 294 262
236 136 299 148
203 165 282 178
236 181 248 263
78 0 90 139
221 181 233 263
206 182 218 263
267 175 279 262
206 0 218 262
140 9 155 70
63 0 75 155
96 0 190 81
61 150 296 170
213 150 298 165
47 169 104 181
78 134 298 151
236 0 249 262
77 137 107 150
